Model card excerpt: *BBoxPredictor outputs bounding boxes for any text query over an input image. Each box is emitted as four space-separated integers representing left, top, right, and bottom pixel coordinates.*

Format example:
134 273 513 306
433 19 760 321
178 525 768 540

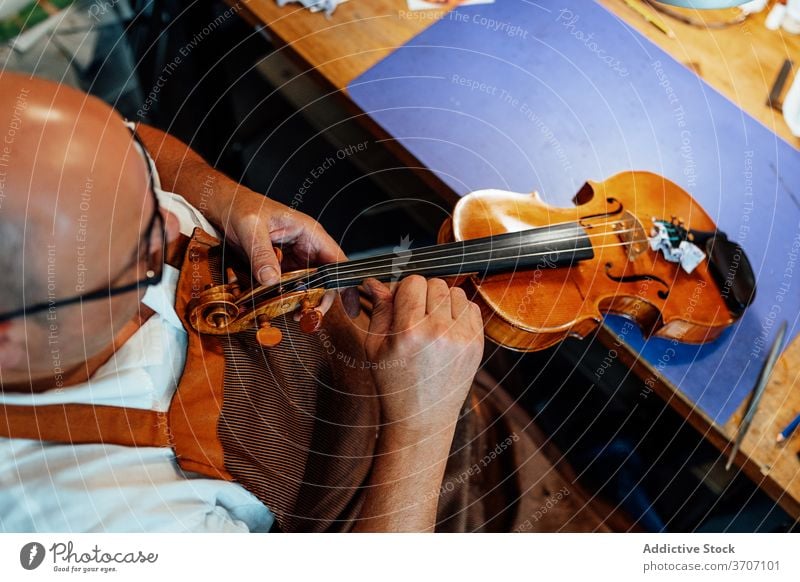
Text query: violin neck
318 222 594 289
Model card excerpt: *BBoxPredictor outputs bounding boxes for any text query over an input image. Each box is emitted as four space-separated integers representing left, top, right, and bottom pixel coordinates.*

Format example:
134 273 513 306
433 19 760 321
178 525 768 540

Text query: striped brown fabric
218 317 378 532
436 373 618 532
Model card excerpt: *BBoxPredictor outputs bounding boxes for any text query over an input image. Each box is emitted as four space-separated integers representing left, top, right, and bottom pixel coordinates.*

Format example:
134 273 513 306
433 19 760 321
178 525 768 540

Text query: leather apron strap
1 403 170 447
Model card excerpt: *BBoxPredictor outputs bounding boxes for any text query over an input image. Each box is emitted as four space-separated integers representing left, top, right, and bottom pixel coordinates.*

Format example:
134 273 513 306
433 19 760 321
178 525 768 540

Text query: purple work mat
348 0 800 424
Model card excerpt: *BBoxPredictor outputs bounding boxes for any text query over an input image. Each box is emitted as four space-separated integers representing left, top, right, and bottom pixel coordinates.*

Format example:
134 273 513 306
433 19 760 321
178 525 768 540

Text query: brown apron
1 229 626 532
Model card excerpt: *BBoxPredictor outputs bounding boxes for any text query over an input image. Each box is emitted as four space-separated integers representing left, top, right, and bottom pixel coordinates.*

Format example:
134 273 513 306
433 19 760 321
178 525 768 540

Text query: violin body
441 171 736 351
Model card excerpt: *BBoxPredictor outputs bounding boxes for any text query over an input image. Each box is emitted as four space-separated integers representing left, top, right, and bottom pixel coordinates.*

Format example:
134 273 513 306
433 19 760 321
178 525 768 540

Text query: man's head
0 73 177 387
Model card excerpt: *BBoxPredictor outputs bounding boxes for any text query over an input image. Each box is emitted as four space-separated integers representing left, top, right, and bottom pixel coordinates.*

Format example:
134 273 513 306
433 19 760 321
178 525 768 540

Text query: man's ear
0 320 25 370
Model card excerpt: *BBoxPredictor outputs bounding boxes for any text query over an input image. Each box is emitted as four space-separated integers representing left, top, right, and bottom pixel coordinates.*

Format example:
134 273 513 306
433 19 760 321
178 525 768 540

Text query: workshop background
2 0 796 533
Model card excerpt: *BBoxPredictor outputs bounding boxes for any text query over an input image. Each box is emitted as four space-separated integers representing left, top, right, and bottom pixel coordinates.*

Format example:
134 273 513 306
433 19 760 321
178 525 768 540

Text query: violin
189 171 756 351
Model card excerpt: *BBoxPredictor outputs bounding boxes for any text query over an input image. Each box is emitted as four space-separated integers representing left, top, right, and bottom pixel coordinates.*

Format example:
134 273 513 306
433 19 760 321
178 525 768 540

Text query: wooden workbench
236 0 800 520
240 0 438 92
239 0 800 145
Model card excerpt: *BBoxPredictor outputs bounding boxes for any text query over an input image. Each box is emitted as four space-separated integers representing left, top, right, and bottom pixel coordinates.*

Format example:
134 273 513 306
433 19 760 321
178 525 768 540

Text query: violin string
243 229 646 301
327 216 646 273
319 216 645 273
331 226 637 275
310 226 643 283
308 238 652 290
316 239 652 289
237 222 654 305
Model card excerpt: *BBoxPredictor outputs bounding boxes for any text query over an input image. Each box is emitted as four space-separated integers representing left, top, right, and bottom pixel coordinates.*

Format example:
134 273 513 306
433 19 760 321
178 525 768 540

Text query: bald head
0 73 157 382
0 73 153 304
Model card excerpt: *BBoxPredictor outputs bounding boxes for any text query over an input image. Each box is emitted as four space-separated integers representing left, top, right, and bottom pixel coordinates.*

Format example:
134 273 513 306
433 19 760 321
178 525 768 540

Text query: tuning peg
226 268 241 298
255 314 282 347
298 299 323 333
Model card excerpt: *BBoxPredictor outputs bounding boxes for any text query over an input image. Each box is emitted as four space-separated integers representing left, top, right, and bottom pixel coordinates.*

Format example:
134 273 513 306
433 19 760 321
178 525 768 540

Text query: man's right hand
353 275 484 531
362 276 484 437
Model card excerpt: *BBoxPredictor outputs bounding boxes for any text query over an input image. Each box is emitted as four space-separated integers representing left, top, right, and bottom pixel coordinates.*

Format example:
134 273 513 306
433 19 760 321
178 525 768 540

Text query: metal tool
726 321 788 470
767 59 794 113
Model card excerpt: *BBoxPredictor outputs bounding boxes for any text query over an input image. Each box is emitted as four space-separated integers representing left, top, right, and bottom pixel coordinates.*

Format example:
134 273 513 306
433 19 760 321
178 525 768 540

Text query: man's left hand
217 189 346 286
214 189 350 317
136 124 351 316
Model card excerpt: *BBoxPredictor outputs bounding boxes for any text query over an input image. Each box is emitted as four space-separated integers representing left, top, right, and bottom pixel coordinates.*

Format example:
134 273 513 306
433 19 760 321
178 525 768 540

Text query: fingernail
258 266 278 286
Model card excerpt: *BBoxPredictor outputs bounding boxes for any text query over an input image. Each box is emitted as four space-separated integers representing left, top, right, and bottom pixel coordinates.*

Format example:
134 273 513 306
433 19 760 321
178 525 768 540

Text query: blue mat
349 0 800 424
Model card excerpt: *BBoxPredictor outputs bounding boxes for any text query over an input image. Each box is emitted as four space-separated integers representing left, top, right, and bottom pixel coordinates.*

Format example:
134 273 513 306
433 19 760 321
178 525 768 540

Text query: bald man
0 72 490 532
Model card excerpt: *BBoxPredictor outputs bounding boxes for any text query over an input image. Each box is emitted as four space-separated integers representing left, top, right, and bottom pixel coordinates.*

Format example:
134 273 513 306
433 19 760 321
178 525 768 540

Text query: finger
425 278 451 317
363 278 394 338
234 215 282 286
298 221 347 266
318 290 336 315
468 302 483 333
340 287 361 319
253 247 281 287
449 286 471 320
391 275 428 332
315 229 348 264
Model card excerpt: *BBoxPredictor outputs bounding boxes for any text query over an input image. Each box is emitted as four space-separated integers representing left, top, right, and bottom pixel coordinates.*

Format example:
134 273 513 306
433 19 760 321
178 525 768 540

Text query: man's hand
214 189 345 285
211 190 352 317
363 275 484 434
136 124 350 315
353 276 484 532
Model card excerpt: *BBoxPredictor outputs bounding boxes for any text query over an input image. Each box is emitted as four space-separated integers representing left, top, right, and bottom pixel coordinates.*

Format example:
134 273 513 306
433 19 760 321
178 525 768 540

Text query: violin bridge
613 210 649 261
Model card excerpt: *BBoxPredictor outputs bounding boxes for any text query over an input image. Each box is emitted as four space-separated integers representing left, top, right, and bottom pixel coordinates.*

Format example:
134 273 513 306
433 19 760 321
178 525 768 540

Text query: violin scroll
188 266 326 347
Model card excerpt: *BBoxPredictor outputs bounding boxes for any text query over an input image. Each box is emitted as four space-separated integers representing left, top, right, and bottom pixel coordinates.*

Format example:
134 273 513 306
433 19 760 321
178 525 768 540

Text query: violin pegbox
188 265 326 348
246 288 324 348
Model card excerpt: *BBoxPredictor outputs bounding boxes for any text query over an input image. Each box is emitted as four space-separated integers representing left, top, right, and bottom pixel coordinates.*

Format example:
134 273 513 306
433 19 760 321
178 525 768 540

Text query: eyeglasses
0 128 166 323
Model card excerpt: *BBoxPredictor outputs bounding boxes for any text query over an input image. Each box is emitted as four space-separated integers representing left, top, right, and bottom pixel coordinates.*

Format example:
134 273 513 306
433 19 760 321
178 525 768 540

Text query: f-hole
604 262 670 299
579 198 624 226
